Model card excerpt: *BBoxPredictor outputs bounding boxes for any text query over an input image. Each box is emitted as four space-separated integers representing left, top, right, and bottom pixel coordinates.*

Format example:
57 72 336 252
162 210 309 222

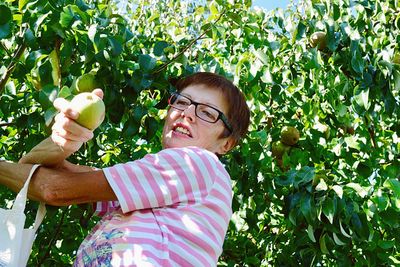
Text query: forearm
0 161 116 206
18 137 76 167
0 161 45 201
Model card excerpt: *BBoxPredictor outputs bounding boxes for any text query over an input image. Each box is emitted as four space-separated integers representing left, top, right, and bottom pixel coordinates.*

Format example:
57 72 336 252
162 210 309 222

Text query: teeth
175 126 190 136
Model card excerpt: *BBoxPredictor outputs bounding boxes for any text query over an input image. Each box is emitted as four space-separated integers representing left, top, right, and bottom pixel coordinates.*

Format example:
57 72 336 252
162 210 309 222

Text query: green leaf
319 233 330 254
339 220 352 238
393 65 400 91
344 136 361 150
300 193 313 224
322 198 335 224
153 41 169 57
380 208 400 227
332 233 346 246
44 107 57 127
306 224 316 242
0 5 12 25
0 22 12 39
253 49 269 65
315 178 328 191
295 166 315 187
332 185 343 199
384 179 400 199
39 85 59 110
378 239 395 250
352 89 370 111
109 37 123 57
209 1 219 16
346 182 368 198
139 54 157 72
18 0 29 11
372 195 390 211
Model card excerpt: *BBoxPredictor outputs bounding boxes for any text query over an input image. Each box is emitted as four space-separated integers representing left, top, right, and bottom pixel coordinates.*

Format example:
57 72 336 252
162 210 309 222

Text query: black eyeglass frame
168 92 233 133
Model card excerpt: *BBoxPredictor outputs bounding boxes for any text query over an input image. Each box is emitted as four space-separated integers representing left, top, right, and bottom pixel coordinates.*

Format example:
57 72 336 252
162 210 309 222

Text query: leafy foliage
0 0 399 265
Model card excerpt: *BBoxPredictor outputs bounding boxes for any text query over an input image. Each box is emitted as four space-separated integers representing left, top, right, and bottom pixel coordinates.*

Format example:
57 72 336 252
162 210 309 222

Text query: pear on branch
310 31 327 51
271 141 291 159
76 72 100 93
280 126 300 146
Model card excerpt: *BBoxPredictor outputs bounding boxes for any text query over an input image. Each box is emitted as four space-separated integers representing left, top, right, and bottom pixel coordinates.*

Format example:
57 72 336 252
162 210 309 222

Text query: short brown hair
175 72 250 146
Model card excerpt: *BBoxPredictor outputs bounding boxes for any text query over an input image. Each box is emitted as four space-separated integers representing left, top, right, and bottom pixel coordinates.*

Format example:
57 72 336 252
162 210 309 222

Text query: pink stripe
139 160 166 207
162 152 196 202
124 237 163 249
123 164 152 209
209 188 231 210
146 153 181 204
167 224 216 259
163 211 222 243
113 240 168 266
168 235 212 266
181 208 226 237
176 149 209 199
203 199 231 221
170 250 199 266
203 153 232 195
109 167 137 210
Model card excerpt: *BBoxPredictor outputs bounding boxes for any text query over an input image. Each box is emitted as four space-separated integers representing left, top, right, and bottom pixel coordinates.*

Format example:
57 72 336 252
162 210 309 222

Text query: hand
51 89 104 152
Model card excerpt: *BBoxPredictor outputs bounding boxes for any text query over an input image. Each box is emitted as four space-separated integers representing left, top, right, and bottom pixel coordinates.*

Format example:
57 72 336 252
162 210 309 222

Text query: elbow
39 178 71 206
42 186 64 206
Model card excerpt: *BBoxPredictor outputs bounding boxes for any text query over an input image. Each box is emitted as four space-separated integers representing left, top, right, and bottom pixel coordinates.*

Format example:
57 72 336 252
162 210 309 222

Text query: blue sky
252 0 292 10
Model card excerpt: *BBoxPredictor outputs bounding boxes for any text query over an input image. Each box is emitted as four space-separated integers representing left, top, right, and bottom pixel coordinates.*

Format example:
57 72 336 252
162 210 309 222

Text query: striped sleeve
93 201 120 217
102 147 223 214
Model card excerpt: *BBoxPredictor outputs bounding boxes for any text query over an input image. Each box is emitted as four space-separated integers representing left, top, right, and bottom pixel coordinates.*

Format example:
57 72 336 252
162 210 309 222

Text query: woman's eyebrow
181 93 220 109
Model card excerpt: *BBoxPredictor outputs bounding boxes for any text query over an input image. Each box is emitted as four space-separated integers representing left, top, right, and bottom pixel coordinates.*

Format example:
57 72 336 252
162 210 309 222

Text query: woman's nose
181 104 196 122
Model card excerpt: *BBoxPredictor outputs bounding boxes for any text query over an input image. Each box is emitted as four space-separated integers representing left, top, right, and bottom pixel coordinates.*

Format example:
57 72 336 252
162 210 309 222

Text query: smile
173 125 192 137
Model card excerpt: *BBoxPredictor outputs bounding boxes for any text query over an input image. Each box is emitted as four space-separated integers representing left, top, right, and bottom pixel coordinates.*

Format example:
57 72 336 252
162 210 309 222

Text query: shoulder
155 147 221 166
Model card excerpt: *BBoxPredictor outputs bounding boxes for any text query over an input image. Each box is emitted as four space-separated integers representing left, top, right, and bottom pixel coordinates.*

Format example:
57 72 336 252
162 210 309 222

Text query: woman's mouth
173 125 192 137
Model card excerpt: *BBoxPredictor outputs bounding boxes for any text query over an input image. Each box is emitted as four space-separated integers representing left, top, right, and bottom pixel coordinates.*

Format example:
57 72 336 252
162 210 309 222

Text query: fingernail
69 110 79 118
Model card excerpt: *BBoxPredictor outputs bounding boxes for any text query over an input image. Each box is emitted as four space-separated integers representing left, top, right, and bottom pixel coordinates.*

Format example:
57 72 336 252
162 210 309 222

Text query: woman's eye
176 99 190 106
202 110 217 120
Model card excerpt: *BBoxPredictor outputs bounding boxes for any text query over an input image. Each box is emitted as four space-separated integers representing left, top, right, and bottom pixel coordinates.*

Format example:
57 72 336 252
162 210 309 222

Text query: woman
0 72 250 266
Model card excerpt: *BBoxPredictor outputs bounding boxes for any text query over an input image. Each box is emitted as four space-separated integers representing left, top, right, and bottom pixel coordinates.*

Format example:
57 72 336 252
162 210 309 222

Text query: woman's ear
218 137 236 155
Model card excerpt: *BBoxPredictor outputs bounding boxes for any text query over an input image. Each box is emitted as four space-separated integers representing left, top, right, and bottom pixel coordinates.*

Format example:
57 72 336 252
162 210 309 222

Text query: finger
52 123 94 142
51 132 68 147
53 114 94 141
92 89 104 99
51 133 82 152
53 98 79 119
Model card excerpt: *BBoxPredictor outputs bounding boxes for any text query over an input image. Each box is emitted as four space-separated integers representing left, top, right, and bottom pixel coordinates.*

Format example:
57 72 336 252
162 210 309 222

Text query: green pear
70 92 105 130
281 126 300 146
76 73 99 93
271 141 291 159
310 31 327 50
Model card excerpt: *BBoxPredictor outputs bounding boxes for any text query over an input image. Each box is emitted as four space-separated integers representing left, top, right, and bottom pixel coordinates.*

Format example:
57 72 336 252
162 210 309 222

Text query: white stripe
103 167 130 212
186 149 215 195
156 153 186 203
169 242 214 267
143 157 173 206
116 163 144 211
130 162 160 208
167 149 200 199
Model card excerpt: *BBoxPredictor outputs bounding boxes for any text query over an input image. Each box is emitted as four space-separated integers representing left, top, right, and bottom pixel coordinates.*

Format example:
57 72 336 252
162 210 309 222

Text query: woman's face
162 84 233 154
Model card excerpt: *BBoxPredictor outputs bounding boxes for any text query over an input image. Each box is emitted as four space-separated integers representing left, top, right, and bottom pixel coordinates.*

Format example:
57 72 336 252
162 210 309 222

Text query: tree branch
36 207 66 267
0 122 15 127
152 10 227 75
0 41 12 57
0 43 27 94
364 115 377 149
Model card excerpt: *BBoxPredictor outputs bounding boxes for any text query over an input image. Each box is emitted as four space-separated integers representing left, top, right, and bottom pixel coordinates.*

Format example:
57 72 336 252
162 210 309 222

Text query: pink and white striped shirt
74 147 232 266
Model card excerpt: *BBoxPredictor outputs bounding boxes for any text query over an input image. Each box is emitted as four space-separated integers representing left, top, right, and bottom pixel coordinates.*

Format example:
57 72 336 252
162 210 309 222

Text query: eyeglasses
168 92 233 133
